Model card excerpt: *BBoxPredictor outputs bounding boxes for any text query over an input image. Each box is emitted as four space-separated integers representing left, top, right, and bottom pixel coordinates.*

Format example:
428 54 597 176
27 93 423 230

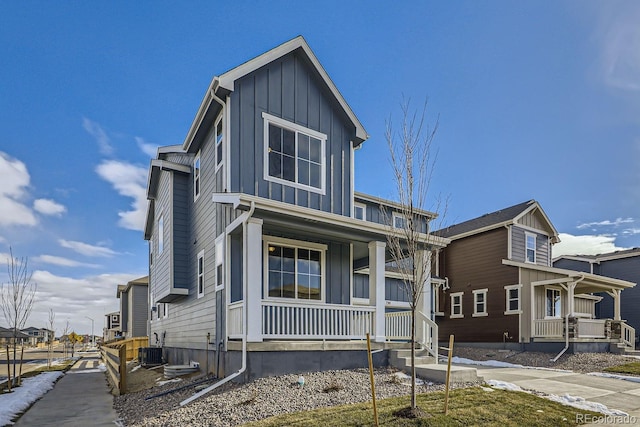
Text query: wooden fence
101 345 127 395
104 336 148 361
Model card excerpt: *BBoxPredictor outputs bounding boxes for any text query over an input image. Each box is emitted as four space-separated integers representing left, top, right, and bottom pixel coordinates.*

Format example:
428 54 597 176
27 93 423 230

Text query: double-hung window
450 292 463 318
525 232 536 263
472 289 488 317
265 237 325 301
197 250 205 298
193 152 201 200
215 115 224 169
504 284 521 314
262 113 326 194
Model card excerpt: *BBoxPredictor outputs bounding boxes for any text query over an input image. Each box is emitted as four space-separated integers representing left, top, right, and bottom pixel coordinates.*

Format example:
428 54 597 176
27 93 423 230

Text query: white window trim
197 249 205 299
158 214 164 255
392 212 407 229
434 287 444 316
262 112 327 195
544 286 562 319
215 235 225 292
450 291 464 319
525 232 536 264
504 284 522 315
263 235 327 303
215 113 224 171
193 151 201 201
353 202 367 221
472 288 488 317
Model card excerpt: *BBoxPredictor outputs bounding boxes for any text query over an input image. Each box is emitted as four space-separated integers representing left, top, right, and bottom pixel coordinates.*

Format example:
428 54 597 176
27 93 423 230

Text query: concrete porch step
388 349 481 384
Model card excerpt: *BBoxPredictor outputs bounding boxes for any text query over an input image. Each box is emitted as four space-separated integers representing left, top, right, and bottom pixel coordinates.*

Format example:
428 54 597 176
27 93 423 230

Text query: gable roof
436 199 559 242
554 247 640 263
182 35 368 152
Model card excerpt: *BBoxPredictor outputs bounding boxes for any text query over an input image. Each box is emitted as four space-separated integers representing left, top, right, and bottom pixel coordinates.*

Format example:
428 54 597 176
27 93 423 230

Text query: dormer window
262 113 326 194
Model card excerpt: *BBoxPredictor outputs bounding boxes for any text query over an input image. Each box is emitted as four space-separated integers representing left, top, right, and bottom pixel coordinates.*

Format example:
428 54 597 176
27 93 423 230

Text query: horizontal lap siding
438 228 520 342
230 50 354 217
512 226 550 266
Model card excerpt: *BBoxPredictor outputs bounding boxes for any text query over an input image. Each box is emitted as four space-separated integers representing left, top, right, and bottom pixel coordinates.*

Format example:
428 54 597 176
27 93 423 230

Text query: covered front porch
504 260 636 349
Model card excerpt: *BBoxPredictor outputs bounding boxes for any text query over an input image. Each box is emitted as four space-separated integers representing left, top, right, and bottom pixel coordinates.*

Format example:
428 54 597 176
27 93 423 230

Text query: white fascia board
151 159 191 174
220 192 450 248
211 193 243 210
551 255 595 263
502 259 635 289
513 202 559 243
593 250 640 262
182 79 219 152
217 36 368 144
144 199 154 240
353 191 438 219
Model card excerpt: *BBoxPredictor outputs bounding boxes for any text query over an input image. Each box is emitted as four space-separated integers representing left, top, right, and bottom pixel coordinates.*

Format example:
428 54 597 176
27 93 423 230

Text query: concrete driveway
474 365 640 424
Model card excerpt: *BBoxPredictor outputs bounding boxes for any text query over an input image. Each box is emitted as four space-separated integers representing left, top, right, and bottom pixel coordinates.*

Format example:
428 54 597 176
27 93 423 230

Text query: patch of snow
156 378 181 386
486 379 523 392
587 372 640 383
545 393 628 417
449 357 571 372
392 371 431 386
0 371 63 426
131 365 141 373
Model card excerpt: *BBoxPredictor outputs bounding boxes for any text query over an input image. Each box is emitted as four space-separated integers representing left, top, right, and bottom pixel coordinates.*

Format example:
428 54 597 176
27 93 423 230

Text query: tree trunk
411 307 417 409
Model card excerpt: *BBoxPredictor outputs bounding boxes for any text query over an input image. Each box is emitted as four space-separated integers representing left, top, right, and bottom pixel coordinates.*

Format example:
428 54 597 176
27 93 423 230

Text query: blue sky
1 1 639 335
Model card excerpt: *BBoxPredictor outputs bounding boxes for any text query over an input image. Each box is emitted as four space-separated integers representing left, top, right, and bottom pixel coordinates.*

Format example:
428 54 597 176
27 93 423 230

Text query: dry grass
604 361 640 376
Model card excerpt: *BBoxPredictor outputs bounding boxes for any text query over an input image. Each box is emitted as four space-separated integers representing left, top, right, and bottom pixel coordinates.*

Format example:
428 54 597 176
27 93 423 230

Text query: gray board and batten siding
228 49 355 217
130 285 149 337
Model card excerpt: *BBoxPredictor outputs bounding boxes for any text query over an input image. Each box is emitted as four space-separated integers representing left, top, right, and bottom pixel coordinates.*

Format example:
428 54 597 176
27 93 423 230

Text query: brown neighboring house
434 200 636 353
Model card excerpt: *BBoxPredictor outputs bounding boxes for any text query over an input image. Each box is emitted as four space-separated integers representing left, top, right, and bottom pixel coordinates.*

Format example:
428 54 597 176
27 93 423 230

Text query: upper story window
472 289 488 317
450 292 463 318
354 203 366 220
215 115 223 169
393 212 407 229
215 236 224 291
525 232 536 263
193 153 201 201
158 214 164 254
262 113 326 195
265 237 326 301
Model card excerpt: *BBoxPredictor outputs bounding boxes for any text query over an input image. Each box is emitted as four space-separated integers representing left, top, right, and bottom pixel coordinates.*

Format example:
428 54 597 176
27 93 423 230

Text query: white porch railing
261 301 374 339
621 322 636 348
228 301 244 339
384 310 438 360
575 318 606 338
534 318 563 338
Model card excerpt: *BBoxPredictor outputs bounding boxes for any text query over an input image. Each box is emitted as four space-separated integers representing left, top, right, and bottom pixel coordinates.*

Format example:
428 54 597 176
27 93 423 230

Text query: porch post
567 281 576 316
369 241 386 343
613 290 621 321
245 218 263 342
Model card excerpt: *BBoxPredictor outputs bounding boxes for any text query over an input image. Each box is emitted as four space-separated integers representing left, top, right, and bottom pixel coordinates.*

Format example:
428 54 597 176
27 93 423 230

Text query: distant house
143 36 448 381
20 327 54 346
434 200 636 353
554 248 640 348
117 276 149 339
103 311 121 342
0 327 30 346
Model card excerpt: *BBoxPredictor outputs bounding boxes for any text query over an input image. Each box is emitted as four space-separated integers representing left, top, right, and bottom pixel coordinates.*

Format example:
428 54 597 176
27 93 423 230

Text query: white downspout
551 276 585 362
181 202 255 406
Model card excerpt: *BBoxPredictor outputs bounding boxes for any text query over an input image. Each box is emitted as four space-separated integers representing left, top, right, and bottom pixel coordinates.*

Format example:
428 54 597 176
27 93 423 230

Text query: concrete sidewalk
474 365 640 424
14 352 119 427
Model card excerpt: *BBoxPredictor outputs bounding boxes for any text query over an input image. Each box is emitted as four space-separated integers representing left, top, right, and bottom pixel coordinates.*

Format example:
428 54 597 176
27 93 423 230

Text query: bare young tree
383 99 446 413
0 248 37 386
47 308 56 369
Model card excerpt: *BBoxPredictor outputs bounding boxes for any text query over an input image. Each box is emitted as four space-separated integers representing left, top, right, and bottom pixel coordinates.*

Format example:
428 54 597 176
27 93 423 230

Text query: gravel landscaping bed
114 348 637 426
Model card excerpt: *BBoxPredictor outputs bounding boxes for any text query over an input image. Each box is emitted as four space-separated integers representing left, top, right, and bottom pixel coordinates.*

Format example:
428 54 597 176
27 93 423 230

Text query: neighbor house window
158 215 164 254
393 212 407 229
525 232 536 263
546 288 561 318
215 237 224 291
193 152 201 200
472 289 488 317
197 250 205 298
215 115 223 168
265 237 326 301
354 203 366 220
504 284 522 314
262 112 326 194
450 292 463 318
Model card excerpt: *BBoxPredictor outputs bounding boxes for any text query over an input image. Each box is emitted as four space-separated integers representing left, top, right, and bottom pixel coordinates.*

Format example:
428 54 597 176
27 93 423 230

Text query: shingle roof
435 200 536 238
557 247 640 261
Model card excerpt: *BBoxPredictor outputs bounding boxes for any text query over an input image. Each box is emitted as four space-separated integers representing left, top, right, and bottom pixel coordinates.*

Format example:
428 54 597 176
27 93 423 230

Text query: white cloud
553 233 629 257
58 239 118 258
0 152 37 227
33 199 66 217
597 4 640 91
136 137 158 158
576 217 634 229
95 160 148 231
83 118 114 156
34 255 100 268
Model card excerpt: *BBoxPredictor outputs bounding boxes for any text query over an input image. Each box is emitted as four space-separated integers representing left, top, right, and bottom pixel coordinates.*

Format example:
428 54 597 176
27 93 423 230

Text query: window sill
472 313 488 317
450 314 464 319
434 311 444 317
504 310 522 315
